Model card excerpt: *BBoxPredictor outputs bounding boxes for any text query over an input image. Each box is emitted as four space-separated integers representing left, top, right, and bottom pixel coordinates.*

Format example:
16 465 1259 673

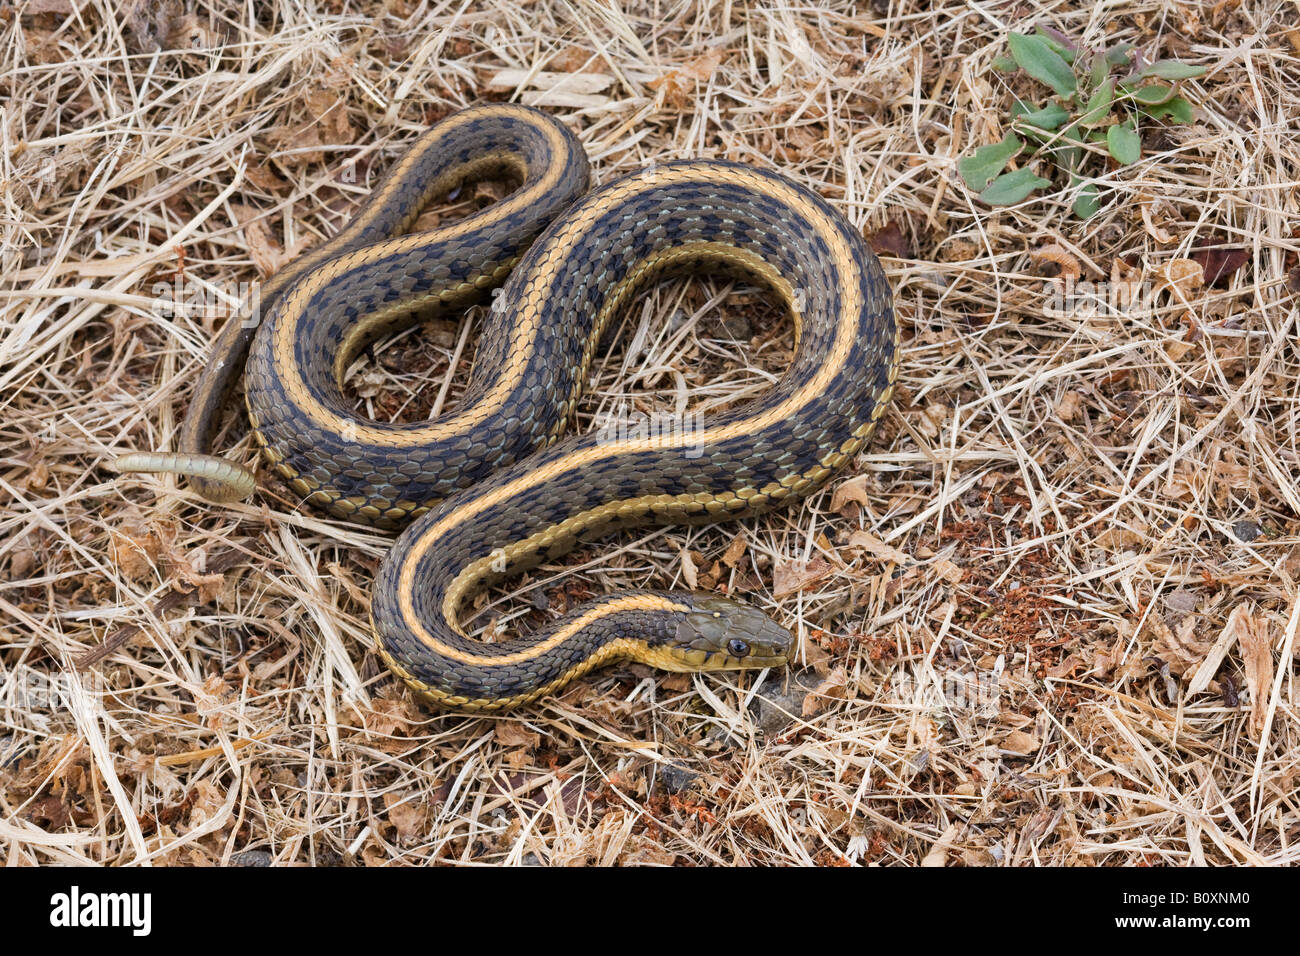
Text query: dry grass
2 0 1297 866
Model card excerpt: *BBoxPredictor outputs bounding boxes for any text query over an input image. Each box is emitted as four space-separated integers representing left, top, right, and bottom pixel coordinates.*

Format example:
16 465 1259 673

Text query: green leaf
1105 43 1135 67
1008 33 1077 98
958 133 1024 191
1034 25 1078 63
1140 95 1195 123
991 54 1019 72
1088 53 1109 91
1073 181 1101 218
1107 122 1141 164
1078 79 1114 126
1054 142 1083 173
1015 101 1071 130
1141 60 1206 80
1126 83 1176 105
980 167 1052 206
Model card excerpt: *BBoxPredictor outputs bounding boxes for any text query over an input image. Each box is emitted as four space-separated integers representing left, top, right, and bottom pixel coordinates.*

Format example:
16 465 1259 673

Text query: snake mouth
655 648 790 672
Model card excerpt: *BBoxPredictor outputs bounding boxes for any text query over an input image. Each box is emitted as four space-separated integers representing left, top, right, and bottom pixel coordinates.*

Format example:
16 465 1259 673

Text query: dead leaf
1151 614 1210 676
921 822 961 867
719 533 747 568
802 665 848 716
846 531 909 564
1138 194 1176 243
649 48 724 109
229 203 284 277
1046 654 1085 680
1233 606 1275 740
800 634 834 677
1000 730 1040 755
932 558 964 584
110 525 169 581
1055 390 1085 422
1093 523 1148 552
245 160 288 192
122 0 180 54
1191 242 1249 288
864 220 913 258
384 792 428 844
354 696 420 745
1031 243 1082 283
1110 257 1145 308
830 474 872 513
1185 604 1252 695
914 402 948 439
773 556 834 598
1159 258 1205 302
679 547 698 589
495 721 540 750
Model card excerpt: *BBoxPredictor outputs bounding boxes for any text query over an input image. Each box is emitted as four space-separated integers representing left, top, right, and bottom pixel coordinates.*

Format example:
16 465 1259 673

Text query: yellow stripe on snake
116 104 898 711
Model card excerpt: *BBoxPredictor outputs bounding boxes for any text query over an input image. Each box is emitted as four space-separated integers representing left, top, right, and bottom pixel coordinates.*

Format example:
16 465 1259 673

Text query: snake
115 104 898 711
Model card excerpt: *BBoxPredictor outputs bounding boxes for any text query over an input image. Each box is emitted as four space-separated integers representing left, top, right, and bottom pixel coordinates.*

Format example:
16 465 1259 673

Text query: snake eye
727 639 750 658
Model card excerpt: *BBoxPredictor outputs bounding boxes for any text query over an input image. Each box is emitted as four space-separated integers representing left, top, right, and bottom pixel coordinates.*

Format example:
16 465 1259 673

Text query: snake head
664 595 793 671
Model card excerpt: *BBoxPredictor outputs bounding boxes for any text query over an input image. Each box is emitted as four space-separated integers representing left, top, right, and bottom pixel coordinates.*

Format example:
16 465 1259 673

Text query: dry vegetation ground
1 0 1297 866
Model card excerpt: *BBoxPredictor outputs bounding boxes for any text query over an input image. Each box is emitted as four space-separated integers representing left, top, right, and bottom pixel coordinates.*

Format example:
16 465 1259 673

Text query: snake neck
373 590 690 711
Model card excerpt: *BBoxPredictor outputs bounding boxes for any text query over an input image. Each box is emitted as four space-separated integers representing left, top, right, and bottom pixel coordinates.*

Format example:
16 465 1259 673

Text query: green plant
959 27 1206 217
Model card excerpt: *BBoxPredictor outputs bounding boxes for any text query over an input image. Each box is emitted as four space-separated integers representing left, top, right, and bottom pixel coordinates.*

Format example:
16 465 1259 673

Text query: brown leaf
800 634 834 677
1093 523 1148 552
1000 729 1040 755
1031 243 1081 283
679 546 699 589
846 531 909 564
719 533 748 568
830 474 872 513
864 220 912 258
229 202 284 277
110 526 167 581
1055 390 1085 422
1159 258 1205 301
1151 614 1210 676
122 0 180 54
773 556 834 598
1046 654 1085 679
1110 257 1146 308
920 822 961 867
648 48 724 109
384 792 428 844
245 160 288 192
494 721 540 750
1191 242 1249 288
1233 606 1275 741
681 47 724 81
802 665 849 716
354 696 420 745
932 557 964 584
1138 194 1176 243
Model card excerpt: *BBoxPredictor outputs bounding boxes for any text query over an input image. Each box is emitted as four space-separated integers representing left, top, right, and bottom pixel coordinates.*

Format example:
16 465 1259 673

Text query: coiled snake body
117 105 898 711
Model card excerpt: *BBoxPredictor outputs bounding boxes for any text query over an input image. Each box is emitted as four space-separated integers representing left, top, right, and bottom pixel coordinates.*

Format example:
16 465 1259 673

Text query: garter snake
116 104 898 711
